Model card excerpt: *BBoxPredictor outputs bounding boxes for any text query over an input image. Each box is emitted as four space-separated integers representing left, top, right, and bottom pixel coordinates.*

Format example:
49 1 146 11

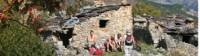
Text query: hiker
105 36 117 52
104 38 110 52
87 30 97 48
124 31 136 56
115 33 124 51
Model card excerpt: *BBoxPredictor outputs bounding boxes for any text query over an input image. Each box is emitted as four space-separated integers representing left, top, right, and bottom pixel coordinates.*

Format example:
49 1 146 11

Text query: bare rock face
175 42 198 56
134 15 197 56
161 33 176 49
148 20 164 47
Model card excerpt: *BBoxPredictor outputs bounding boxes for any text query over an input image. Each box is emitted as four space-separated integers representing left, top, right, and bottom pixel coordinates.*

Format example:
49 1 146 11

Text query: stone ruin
72 0 134 48
154 15 198 46
39 0 136 56
133 15 198 56
38 0 197 56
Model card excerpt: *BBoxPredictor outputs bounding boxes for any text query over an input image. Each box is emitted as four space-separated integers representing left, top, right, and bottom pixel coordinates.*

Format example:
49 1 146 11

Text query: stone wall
148 20 164 46
71 5 133 47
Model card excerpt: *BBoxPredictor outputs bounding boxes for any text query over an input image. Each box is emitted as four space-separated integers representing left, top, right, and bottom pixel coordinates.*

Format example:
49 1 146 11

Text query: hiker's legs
88 42 92 47
116 42 122 51
116 42 119 48
121 41 124 49
109 44 113 51
111 44 117 51
105 42 110 52
117 42 122 51
88 42 95 48
124 46 129 56
129 46 133 56
124 45 132 56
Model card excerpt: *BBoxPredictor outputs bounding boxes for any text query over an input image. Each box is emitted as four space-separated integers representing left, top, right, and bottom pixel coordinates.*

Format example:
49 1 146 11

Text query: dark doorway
40 31 53 41
99 20 109 28
133 27 153 44
182 36 191 43
157 39 167 49
58 28 75 47
182 35 198 46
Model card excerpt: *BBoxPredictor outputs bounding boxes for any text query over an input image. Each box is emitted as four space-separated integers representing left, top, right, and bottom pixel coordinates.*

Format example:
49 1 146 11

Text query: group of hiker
87 30 136 56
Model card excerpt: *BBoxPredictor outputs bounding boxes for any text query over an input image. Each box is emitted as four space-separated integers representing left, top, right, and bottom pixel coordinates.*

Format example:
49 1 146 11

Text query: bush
132 0 161 16
0 20 55 56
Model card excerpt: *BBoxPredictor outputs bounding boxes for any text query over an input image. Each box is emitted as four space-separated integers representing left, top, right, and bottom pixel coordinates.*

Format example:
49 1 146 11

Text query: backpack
89 47 96 55
95 49 103 55
125 35 133 46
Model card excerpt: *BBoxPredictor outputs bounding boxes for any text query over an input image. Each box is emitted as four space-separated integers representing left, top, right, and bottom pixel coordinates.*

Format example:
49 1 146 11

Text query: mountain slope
148 0 198 11
140 0 198 19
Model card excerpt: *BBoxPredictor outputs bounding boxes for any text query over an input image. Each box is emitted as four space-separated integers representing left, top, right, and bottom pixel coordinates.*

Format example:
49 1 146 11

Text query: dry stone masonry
38 0 197 56
40 0 135 56
72 3 133 47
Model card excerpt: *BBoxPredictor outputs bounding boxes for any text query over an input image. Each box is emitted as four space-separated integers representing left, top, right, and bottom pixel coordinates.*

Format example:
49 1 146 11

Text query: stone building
38 0 135 56
39 0 197 56
71 0 134 47
148 15 197 56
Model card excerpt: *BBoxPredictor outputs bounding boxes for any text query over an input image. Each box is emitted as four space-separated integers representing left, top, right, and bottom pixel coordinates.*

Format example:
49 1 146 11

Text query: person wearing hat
124 31 135 56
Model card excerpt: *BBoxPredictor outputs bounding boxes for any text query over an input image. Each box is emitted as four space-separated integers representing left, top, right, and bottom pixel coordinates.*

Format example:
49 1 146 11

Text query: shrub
132 0 161 16
0 20 55 56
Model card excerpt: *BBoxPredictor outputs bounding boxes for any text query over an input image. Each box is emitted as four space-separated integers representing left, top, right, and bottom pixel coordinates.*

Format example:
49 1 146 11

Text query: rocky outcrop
140 15 198 56
148 0 198 12
133 15 148 29
148 20 164 47
174 41 198 56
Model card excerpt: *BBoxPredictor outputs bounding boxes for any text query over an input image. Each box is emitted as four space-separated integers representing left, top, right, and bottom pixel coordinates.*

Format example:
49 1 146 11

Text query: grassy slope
132 0 161 16
143 0 198 19
101 52 124 56
132 0 197 19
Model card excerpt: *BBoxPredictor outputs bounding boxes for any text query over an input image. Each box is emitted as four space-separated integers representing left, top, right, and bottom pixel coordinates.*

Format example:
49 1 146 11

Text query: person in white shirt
124 31 136 56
